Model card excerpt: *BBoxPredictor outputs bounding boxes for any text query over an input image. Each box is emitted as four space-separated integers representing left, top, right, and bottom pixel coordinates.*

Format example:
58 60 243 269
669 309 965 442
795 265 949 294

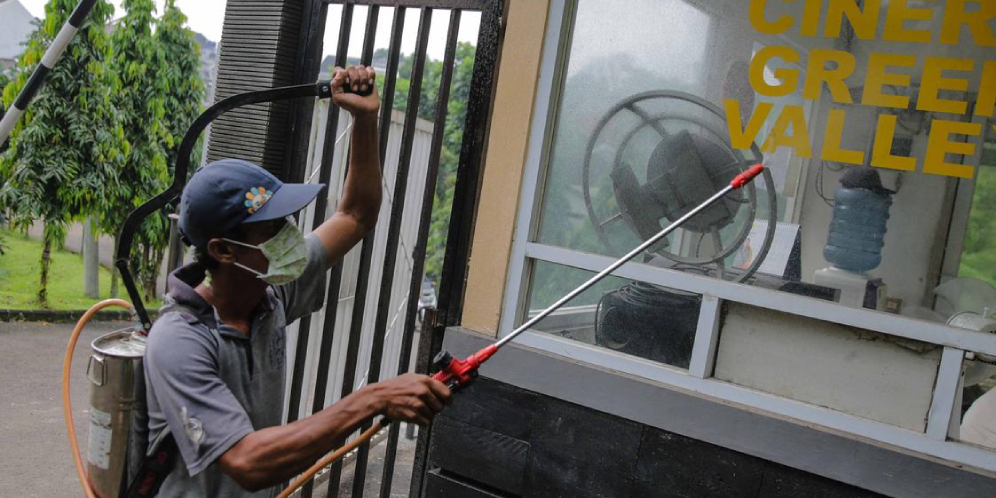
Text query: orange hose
276 420 388 498
62 299 133 498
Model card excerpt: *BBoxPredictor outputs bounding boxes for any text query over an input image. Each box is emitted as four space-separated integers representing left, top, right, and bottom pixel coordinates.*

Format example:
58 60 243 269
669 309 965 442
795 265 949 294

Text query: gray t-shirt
144 234 327 497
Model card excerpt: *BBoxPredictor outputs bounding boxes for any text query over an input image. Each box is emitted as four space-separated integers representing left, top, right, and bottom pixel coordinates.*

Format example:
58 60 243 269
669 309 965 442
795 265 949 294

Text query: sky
323 5 481 62
21 0 227 41
20 1 481 60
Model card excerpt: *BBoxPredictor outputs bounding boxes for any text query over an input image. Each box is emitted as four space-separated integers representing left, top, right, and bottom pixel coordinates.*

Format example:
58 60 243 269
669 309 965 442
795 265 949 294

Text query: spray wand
431 163 765 389
277 164 764 498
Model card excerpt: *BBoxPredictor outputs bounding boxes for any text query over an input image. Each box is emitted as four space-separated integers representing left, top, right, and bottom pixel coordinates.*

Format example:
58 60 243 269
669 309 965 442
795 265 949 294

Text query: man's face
226 218 288 275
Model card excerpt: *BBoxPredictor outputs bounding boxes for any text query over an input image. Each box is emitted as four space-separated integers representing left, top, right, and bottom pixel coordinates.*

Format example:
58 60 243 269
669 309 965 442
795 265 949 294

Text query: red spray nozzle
731 163 765 189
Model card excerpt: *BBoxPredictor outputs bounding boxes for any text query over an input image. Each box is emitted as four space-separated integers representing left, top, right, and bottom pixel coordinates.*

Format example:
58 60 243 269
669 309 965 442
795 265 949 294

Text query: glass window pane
528 0 996 326
522 260 699 370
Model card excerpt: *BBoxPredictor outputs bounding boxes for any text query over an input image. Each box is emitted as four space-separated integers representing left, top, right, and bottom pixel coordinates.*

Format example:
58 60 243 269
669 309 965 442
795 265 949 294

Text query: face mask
224 217 308 285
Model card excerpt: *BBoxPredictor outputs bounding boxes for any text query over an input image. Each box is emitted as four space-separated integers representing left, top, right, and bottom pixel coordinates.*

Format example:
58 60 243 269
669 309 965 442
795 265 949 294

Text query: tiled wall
421 378 880 498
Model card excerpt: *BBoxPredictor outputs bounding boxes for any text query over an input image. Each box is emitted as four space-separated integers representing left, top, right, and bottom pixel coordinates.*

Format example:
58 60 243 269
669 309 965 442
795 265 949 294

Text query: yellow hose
62 299 133 498
276 420 388 498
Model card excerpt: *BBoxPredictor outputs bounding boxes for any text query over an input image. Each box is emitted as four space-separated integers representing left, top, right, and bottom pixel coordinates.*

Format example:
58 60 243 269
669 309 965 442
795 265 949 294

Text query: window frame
499 0 996 472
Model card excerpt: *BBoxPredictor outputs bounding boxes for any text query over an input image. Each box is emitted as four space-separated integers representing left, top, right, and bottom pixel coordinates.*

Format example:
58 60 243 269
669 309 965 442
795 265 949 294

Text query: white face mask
224 217 308 285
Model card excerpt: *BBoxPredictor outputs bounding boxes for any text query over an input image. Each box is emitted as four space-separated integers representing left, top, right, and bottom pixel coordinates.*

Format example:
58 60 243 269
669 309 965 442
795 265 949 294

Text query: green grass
960 251 996 290
0 229 161 310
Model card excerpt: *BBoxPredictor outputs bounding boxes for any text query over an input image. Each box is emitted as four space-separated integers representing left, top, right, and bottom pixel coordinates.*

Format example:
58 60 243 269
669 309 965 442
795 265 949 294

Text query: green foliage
388 43 476 283
155 0 205 178
103 0 166 300
147 0 204 297
97 0 203 300
959 162 996 288
0 0 120 306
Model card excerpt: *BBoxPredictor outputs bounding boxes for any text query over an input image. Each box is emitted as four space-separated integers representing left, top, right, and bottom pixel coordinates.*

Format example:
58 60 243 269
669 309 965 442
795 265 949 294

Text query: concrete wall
461 0 552 337
715 303 941 431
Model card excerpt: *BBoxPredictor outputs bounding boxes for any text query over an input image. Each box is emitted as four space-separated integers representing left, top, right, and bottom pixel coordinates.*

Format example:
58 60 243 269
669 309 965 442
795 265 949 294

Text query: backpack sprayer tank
85 329 147 497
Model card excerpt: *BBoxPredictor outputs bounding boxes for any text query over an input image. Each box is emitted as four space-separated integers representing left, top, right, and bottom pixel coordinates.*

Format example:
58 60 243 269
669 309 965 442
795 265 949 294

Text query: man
144 66 452 497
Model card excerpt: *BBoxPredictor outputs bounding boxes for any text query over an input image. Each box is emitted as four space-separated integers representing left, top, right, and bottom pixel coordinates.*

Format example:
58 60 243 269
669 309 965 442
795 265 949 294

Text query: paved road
0 320 123 498
0 321 420 497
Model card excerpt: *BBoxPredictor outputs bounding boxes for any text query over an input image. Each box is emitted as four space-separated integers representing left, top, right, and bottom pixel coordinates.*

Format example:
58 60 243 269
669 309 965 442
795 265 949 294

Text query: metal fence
280 1 504 497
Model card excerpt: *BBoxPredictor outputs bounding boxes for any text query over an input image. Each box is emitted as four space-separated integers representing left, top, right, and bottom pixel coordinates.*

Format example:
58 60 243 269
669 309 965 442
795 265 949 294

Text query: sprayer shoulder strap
123 433 177 498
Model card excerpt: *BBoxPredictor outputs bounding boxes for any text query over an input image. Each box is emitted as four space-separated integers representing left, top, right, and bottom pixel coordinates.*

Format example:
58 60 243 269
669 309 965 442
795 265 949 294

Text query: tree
146 0 204 295
100 0 165 300
0 0 121 306
155 0 205 180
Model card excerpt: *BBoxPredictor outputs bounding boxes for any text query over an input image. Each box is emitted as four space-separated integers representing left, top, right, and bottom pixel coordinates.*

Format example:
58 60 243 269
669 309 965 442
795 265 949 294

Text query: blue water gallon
824 186 892 273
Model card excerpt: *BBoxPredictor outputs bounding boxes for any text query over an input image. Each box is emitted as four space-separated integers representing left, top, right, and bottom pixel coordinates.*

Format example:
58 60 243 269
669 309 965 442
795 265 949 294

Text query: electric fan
582 91 778 368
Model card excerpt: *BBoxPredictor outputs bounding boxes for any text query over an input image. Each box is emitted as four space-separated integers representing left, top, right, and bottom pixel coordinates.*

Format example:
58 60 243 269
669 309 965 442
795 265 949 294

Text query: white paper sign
87 408 113 470
730 221 800 278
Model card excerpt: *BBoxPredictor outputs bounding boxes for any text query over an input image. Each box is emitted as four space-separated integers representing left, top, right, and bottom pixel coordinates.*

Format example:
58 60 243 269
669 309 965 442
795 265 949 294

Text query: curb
1 309 158 323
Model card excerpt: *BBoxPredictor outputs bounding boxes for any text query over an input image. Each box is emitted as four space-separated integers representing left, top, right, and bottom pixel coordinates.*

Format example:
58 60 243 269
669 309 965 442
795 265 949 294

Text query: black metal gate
283 1 504 497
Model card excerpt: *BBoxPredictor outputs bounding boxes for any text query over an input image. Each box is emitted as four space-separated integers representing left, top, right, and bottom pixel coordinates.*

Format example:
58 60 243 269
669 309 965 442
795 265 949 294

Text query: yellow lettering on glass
825 0 881 40
976 61 996 118
750 0 794 34
923 119 981 179
823 109 864 165
871 114 917 171
941 0 996 47
725 100 774 150
762 105 813 157
918 57 972 115
804 49 856 103
862 53 915 109
750 46 801 97
884 0 936 43
800 0 822 37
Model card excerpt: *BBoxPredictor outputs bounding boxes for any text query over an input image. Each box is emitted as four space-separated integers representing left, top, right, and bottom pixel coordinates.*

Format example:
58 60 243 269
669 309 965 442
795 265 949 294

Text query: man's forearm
339 113 382 230
222 385 383 490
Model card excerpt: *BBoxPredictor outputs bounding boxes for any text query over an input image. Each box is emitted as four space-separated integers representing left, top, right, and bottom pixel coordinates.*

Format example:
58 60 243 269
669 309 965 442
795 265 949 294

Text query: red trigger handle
431 345 499 390
731 163 765 189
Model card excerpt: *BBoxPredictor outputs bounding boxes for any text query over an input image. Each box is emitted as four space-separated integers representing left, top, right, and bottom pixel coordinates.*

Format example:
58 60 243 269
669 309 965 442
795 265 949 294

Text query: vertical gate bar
350 8 434 498
361 5 379 64
377 8 407 161
411 2 505 496
436 0 503 328
378 10 462 498
287 1 355 431
327 7 408 498
299 6 376 497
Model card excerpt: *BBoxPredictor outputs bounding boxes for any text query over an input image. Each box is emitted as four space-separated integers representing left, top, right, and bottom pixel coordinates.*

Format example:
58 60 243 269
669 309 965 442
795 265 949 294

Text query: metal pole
0 0 98 146
495 184 736 350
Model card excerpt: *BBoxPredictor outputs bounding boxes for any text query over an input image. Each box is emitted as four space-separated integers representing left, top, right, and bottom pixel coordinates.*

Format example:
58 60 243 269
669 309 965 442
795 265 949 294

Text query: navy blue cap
179 159 324 247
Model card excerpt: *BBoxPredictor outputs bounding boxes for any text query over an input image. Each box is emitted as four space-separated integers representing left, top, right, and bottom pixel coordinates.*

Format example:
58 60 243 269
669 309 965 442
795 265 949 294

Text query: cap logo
245 187 272 214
